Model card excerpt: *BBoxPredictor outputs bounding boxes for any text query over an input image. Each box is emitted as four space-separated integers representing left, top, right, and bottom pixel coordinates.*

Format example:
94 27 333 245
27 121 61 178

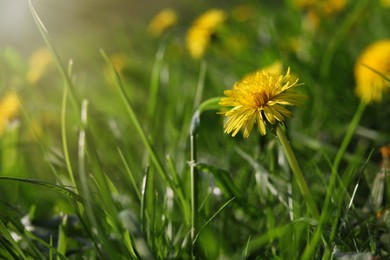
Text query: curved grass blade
193 197 235 244
0 177 83 203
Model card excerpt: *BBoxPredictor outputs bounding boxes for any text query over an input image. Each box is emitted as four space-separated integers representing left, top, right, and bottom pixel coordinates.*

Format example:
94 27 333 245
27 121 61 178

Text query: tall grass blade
28 0 80 113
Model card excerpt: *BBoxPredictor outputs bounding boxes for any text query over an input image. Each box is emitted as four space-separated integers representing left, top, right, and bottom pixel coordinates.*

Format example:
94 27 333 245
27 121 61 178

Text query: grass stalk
302 100 367 258
190 129 199 259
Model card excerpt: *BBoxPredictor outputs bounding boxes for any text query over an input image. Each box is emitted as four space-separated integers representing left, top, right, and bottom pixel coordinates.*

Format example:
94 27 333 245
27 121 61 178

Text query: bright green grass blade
56 215 67 258
193 197 235 244
123 231 139 259
61 79 77 192
0 218 26 260
193 60 207 109
140 166 150 234
0 176 83 203
118 147 142 201
148 43 166 118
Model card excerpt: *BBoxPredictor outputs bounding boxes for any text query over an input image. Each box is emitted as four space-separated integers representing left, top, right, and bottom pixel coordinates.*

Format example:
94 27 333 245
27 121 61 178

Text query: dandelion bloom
148 8 177 37
27 48 52 84
219 68 306 138
186 9 226 59
0 91 20 136
354 40 390 103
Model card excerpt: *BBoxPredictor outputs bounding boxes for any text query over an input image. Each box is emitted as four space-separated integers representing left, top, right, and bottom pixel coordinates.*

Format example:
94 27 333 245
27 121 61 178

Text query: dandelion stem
276 124 319 219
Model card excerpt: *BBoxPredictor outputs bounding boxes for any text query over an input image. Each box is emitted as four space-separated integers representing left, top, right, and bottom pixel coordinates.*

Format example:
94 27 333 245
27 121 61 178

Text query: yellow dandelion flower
321 0 348 16
381 0 390 8
0 91 20 136
186 9 227 59
354 40 390 103
219 68 306 138
104 53 127 84
148 8 177 37
292 0 348 16
27 48 52 84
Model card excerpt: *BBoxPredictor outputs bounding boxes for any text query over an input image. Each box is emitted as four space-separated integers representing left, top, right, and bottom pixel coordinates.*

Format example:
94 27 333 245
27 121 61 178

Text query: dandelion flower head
354 40 390 103
27 48 52 84
219 68 306 138
0 91 20 136
186 9 226 59
148 8 177 37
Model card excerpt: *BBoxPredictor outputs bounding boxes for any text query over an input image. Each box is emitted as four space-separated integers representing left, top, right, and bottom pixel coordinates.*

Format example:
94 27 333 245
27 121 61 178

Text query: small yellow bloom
354 40 390 103
219 68 306 138
186 9 227 59
27 48 52 84
380 0 390 8
148 8 177 37
292 0 348 16
104 53 127 84
0 91 20 136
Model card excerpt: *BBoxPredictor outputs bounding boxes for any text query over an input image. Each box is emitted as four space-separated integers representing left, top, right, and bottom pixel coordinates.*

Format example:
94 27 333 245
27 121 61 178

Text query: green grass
1 0 390 259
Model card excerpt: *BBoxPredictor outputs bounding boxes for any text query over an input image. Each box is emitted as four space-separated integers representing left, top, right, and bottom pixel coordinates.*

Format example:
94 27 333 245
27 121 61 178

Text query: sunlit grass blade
61 76 77 191
56 215 67 257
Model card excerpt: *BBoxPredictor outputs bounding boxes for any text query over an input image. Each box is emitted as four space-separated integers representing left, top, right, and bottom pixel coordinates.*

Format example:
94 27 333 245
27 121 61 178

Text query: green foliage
0 0 389 259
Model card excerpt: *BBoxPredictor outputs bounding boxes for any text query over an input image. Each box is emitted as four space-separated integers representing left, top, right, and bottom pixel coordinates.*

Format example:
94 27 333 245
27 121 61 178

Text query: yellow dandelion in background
354 40 390 103
321 0 348 16
381 0 390 8
148 8 177 37
292 0 348 16
0 91 20 136
219 68 306 138
104 53 127 84
186 9 227 59
27 48 52 84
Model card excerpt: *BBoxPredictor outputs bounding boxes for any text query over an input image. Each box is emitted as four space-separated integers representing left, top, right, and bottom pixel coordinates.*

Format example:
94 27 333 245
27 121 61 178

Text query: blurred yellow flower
148 8 177 37
354 40 390 103
293 0 348 16
0 91 20 136
104 53 127 84
219 68 306 138
321 0 348 16
381 0 390 7
186 9 227 59
27 48 52 84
